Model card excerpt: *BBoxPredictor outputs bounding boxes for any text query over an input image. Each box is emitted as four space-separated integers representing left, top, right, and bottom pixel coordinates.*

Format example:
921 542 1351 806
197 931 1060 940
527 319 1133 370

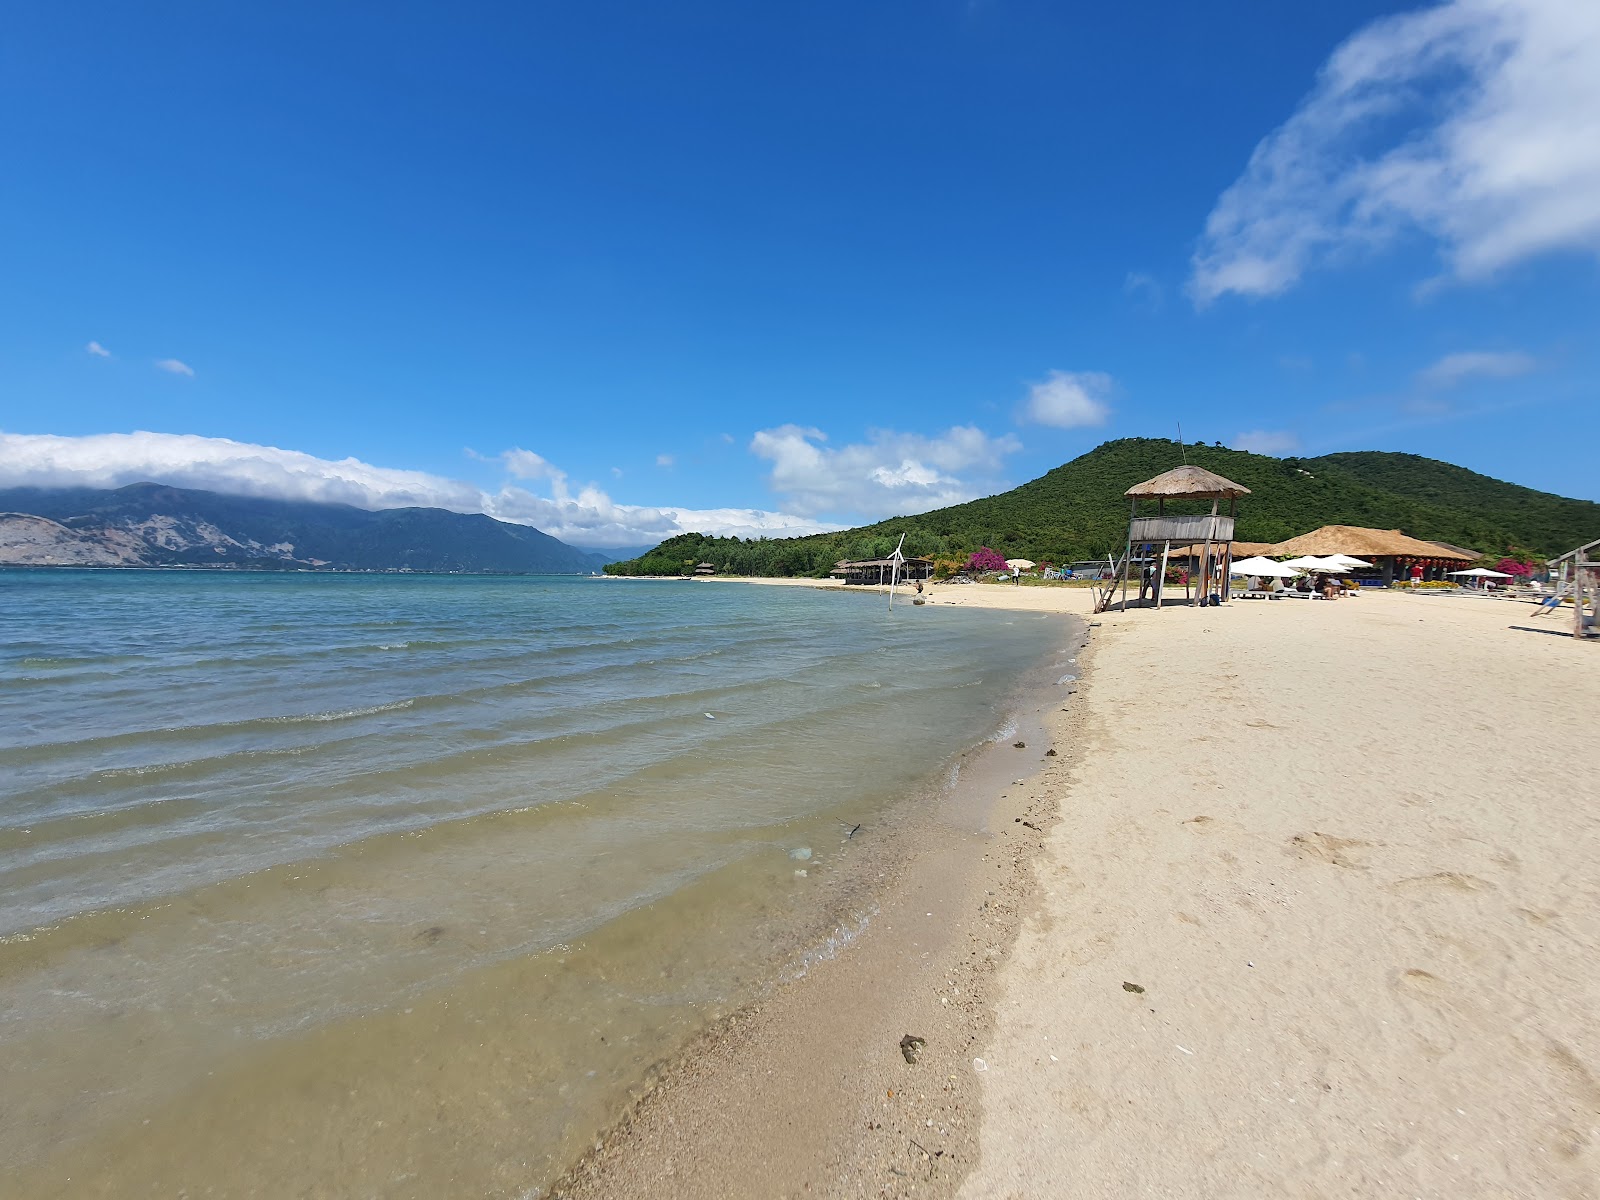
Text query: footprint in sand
1386 871 1491 894
1289 832 1373 869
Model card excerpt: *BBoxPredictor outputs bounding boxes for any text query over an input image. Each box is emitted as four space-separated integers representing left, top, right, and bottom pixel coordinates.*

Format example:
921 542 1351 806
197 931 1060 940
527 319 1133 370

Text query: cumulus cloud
1190 0 1600 304
1233 429 1302 455
1416 349 1536 388
86 341 111 358
0 431 833 548
1019 371 1113 429
749 424 1021 518
155 358 195 376
0 431 485 511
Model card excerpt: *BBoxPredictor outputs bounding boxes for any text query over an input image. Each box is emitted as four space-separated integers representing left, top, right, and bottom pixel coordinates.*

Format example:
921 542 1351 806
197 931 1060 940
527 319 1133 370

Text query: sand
557 582 1600 1199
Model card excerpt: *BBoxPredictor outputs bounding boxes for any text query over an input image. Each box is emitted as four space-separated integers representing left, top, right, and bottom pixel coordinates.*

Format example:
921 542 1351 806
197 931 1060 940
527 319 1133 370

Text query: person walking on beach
1410 562 1424 589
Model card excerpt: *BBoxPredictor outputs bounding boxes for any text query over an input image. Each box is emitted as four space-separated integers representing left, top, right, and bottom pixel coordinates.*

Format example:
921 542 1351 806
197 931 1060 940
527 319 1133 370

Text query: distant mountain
0 483 611 573
606 438 1600 576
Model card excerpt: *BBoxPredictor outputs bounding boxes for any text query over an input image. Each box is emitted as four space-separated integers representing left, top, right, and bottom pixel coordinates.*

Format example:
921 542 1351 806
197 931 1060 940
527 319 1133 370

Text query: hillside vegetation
605 439 1599 577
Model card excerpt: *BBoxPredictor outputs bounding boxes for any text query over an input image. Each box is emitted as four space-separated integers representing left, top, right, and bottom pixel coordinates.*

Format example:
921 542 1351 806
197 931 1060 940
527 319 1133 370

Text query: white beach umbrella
1004 559 1036 570
1448 567 1512 578
1282 555 1347 573
1229 556 1302 578
1326 554 1374 569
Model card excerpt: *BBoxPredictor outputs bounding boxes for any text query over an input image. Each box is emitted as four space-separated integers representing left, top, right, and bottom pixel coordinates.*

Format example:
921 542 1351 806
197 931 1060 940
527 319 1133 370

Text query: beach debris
1045 748 1057 756
704 712 716 719
788 847 812 861
1021 820 1040 831
1012 740 1026 749
1122 981 1145 994
794 869 808 878
1176 1044 1194 1055
838 821 862 839
899 1034 926 1064
973 1057 988 1072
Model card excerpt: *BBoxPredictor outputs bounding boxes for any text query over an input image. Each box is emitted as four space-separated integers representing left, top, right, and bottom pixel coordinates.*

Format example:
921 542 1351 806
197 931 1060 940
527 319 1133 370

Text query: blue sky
3 1 1596 546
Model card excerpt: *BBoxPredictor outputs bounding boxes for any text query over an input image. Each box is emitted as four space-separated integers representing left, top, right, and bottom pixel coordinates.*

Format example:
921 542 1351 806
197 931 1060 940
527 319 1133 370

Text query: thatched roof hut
1124 466 1251 501
1110 466 1252 612
1265 526 1477 560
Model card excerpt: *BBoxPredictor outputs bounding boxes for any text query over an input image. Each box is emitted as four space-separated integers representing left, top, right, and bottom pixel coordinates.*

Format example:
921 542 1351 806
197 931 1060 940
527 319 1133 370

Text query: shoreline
551 584 1097 1198
552 585 1599 1199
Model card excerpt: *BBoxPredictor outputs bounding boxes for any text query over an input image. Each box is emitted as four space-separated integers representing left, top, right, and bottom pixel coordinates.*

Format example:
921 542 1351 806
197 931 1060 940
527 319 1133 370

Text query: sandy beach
559 580 1599 1198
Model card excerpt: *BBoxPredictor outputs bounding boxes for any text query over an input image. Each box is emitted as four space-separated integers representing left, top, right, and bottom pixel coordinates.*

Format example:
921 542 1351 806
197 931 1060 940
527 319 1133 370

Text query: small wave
790 909 875 978
1057 674 1077 685
262 699 415 724
985 717 1019 745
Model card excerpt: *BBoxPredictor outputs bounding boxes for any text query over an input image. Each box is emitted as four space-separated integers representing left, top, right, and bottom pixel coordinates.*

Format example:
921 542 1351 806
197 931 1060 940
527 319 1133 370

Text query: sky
2 0 1597 548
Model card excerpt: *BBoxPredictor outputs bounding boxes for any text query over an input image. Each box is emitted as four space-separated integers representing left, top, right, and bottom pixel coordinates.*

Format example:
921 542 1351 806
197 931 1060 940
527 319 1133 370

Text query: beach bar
829 556 933 585
1265 526 1476 585
1116 465 1250 610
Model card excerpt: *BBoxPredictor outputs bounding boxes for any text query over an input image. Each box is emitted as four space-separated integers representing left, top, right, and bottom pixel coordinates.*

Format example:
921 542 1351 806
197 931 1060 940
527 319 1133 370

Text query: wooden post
1223 497 1237 601
1196 497 1217 607
1578 553 1590 639
1157 539 1172 610
1120 498 1135 611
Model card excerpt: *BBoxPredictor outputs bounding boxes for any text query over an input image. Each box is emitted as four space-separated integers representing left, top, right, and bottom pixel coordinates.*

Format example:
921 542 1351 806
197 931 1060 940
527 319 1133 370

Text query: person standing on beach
1410 562 1424 589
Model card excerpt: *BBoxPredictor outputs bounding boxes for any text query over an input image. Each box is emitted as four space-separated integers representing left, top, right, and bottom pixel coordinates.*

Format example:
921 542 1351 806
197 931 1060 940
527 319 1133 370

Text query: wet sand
560 583 1600 1199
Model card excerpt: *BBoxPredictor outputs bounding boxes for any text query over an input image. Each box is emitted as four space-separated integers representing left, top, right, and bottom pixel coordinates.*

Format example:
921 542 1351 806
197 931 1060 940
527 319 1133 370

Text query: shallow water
0 571 1068 1196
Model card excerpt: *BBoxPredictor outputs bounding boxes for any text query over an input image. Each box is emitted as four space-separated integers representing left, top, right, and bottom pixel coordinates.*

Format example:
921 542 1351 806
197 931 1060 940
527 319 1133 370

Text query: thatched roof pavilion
1109 466 1252 611
1124 466 1251 501
1265 526 1477 561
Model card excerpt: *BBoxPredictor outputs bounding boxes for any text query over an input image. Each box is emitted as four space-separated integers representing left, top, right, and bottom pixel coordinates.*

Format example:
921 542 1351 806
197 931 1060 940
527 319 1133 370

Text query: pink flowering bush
966 546 1008 573
1494 557 1532 578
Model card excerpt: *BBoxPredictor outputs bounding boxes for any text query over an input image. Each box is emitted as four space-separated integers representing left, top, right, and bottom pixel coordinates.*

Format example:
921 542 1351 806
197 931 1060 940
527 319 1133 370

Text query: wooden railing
1128 514 1236 544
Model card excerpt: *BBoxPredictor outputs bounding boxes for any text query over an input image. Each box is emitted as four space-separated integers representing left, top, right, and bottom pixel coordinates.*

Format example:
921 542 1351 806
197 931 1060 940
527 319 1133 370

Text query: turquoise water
0 571 1070 1196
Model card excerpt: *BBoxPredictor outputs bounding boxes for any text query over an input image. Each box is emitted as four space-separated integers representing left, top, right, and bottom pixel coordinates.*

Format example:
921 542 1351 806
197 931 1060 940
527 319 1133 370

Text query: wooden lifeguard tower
1546 537 1598 639
1111 465 1251 611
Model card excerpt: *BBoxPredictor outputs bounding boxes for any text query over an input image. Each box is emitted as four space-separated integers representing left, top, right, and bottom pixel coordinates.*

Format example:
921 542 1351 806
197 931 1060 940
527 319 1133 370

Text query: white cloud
1233 429 1302 455
1018 370 1113 429
0 431 485 511
86 341 111 358
749 423 1021 518
1122 272 1164 310
1416 349 1536 388
1190 0 1600 304
155 358 195 376
499 448 563 480
0 431 831 549
656 453 675 468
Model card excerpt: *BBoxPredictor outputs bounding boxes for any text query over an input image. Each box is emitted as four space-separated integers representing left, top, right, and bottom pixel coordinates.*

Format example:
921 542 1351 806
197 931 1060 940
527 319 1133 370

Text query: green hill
604 438 1600 577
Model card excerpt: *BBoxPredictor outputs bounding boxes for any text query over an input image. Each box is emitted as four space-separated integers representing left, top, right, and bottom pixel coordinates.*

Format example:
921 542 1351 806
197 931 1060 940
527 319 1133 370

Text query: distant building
1264 526 1477 583
693 562 717 576
828 556 934 585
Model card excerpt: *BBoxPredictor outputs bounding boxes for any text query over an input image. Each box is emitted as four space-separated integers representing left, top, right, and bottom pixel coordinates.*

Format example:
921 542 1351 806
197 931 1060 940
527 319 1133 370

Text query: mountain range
0 483 614 573
607 439 1600 576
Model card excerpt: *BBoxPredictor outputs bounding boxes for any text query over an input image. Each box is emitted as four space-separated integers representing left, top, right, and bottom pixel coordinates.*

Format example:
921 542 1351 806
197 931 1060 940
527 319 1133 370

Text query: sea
0 570 1074 1197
